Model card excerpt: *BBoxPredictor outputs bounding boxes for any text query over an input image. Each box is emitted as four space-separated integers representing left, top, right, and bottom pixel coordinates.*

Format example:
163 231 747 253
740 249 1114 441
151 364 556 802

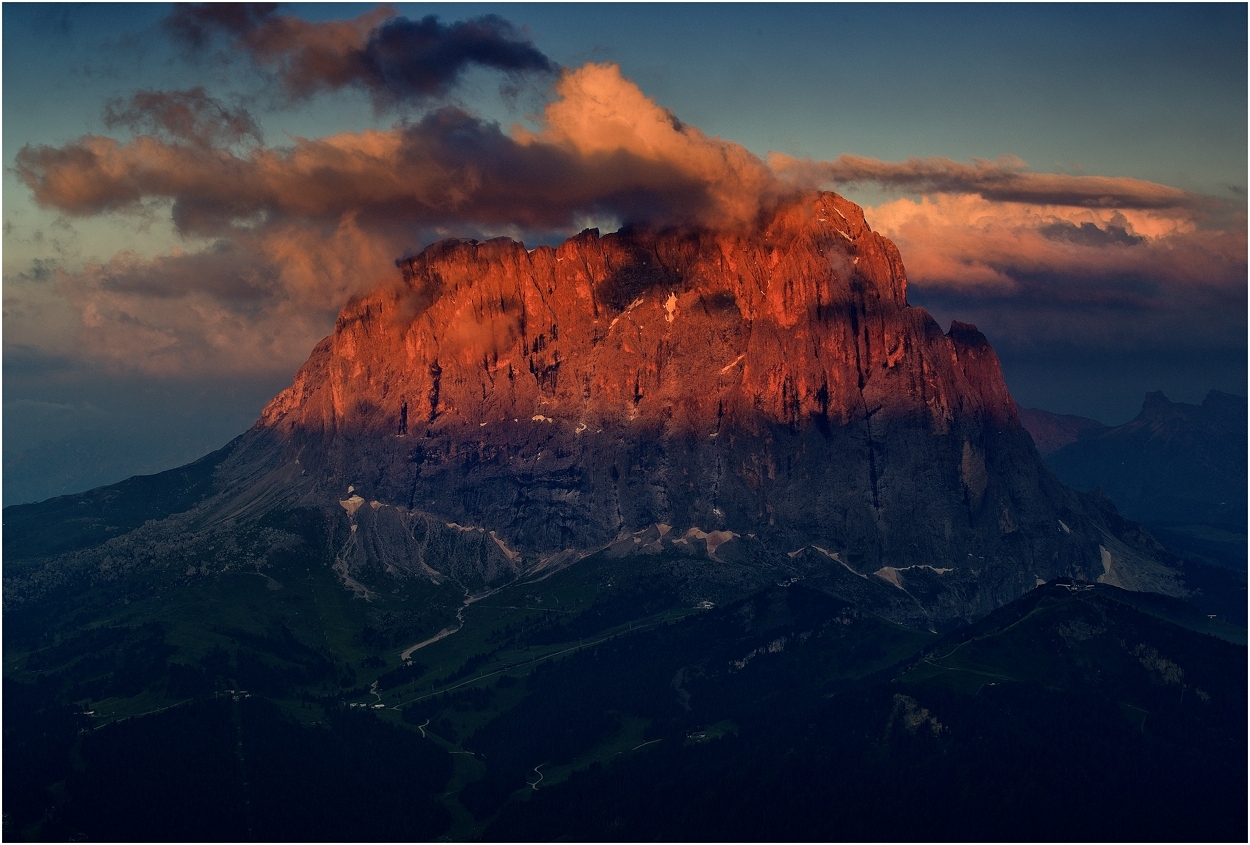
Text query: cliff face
254 191 1179 625
263 192 1008 438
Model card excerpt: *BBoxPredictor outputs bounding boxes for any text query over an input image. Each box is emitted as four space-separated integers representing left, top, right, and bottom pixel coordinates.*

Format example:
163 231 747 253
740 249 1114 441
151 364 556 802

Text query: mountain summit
226 190 1177 626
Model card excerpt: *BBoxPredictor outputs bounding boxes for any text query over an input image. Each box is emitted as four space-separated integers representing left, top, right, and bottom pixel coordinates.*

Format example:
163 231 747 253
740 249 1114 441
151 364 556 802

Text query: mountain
4 190 1238 842
1017 405 1106 456
243 190 1177 625
4 192 1182 636
1045 390 1247 533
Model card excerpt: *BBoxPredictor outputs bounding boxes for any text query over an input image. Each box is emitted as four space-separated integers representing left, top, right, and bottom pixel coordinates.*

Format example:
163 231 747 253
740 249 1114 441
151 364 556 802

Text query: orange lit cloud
861 193 1246 352
524 63 782 226
863 193 1243 299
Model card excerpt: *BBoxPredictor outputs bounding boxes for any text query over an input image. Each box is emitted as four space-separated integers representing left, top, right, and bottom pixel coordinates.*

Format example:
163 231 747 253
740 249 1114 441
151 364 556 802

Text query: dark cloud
1039 220 1145 247
360 15 557 108
104 87 262 147
165 4 556 109
774 153 1201 210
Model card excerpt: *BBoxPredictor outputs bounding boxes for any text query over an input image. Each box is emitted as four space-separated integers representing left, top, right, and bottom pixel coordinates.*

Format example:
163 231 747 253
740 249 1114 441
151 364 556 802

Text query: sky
3 2 1246 505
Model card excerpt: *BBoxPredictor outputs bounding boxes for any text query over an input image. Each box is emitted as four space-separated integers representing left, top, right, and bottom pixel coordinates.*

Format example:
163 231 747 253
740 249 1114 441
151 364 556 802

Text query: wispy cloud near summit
773 153 1201 210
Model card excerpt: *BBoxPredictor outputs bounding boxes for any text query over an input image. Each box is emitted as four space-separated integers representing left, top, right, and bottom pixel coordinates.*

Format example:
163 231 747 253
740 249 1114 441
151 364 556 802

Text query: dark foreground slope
8 574 1240 842
484 582 1247 843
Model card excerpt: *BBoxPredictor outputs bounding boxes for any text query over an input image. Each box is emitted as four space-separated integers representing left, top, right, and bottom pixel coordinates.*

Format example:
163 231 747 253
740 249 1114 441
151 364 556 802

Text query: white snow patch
665 292 678 323
720 354 746 374
339 495 366 516
1058 519 1071 534
532 414 552 422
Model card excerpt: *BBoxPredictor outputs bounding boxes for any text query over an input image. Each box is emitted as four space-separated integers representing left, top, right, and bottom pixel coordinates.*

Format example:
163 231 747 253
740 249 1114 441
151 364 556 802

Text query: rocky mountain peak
247 189 1180 627
260 191 1009 442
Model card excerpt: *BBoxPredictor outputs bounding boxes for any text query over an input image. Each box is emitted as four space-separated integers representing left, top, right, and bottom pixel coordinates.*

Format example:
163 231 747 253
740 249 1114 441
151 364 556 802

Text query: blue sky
4 3 1246 504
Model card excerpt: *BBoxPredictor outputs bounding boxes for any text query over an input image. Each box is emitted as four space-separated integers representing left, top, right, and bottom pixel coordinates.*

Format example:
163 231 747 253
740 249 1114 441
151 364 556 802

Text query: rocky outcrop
244 190 1181 626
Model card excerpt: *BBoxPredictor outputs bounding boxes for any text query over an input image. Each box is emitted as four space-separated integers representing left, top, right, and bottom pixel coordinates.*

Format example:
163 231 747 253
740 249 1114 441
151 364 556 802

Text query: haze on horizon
3 2 1246 505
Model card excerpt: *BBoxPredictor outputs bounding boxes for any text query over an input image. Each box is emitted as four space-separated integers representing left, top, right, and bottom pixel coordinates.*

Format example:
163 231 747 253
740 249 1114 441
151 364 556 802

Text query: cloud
165 4 556 109
15 66 780 238
864 193 1243 294
104 87 262 148
49 237 345 377
772 152 1201 210
164 3 280 49
524 63 783 227
863 193 1246 352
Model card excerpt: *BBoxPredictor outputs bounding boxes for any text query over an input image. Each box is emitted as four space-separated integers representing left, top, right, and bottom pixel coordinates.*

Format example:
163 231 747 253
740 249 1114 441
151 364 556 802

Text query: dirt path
398 581 519 660
400 606 465 660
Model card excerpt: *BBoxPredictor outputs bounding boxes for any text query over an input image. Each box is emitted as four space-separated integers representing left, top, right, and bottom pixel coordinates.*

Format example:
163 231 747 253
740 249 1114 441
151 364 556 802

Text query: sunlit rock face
254 191 1178 625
